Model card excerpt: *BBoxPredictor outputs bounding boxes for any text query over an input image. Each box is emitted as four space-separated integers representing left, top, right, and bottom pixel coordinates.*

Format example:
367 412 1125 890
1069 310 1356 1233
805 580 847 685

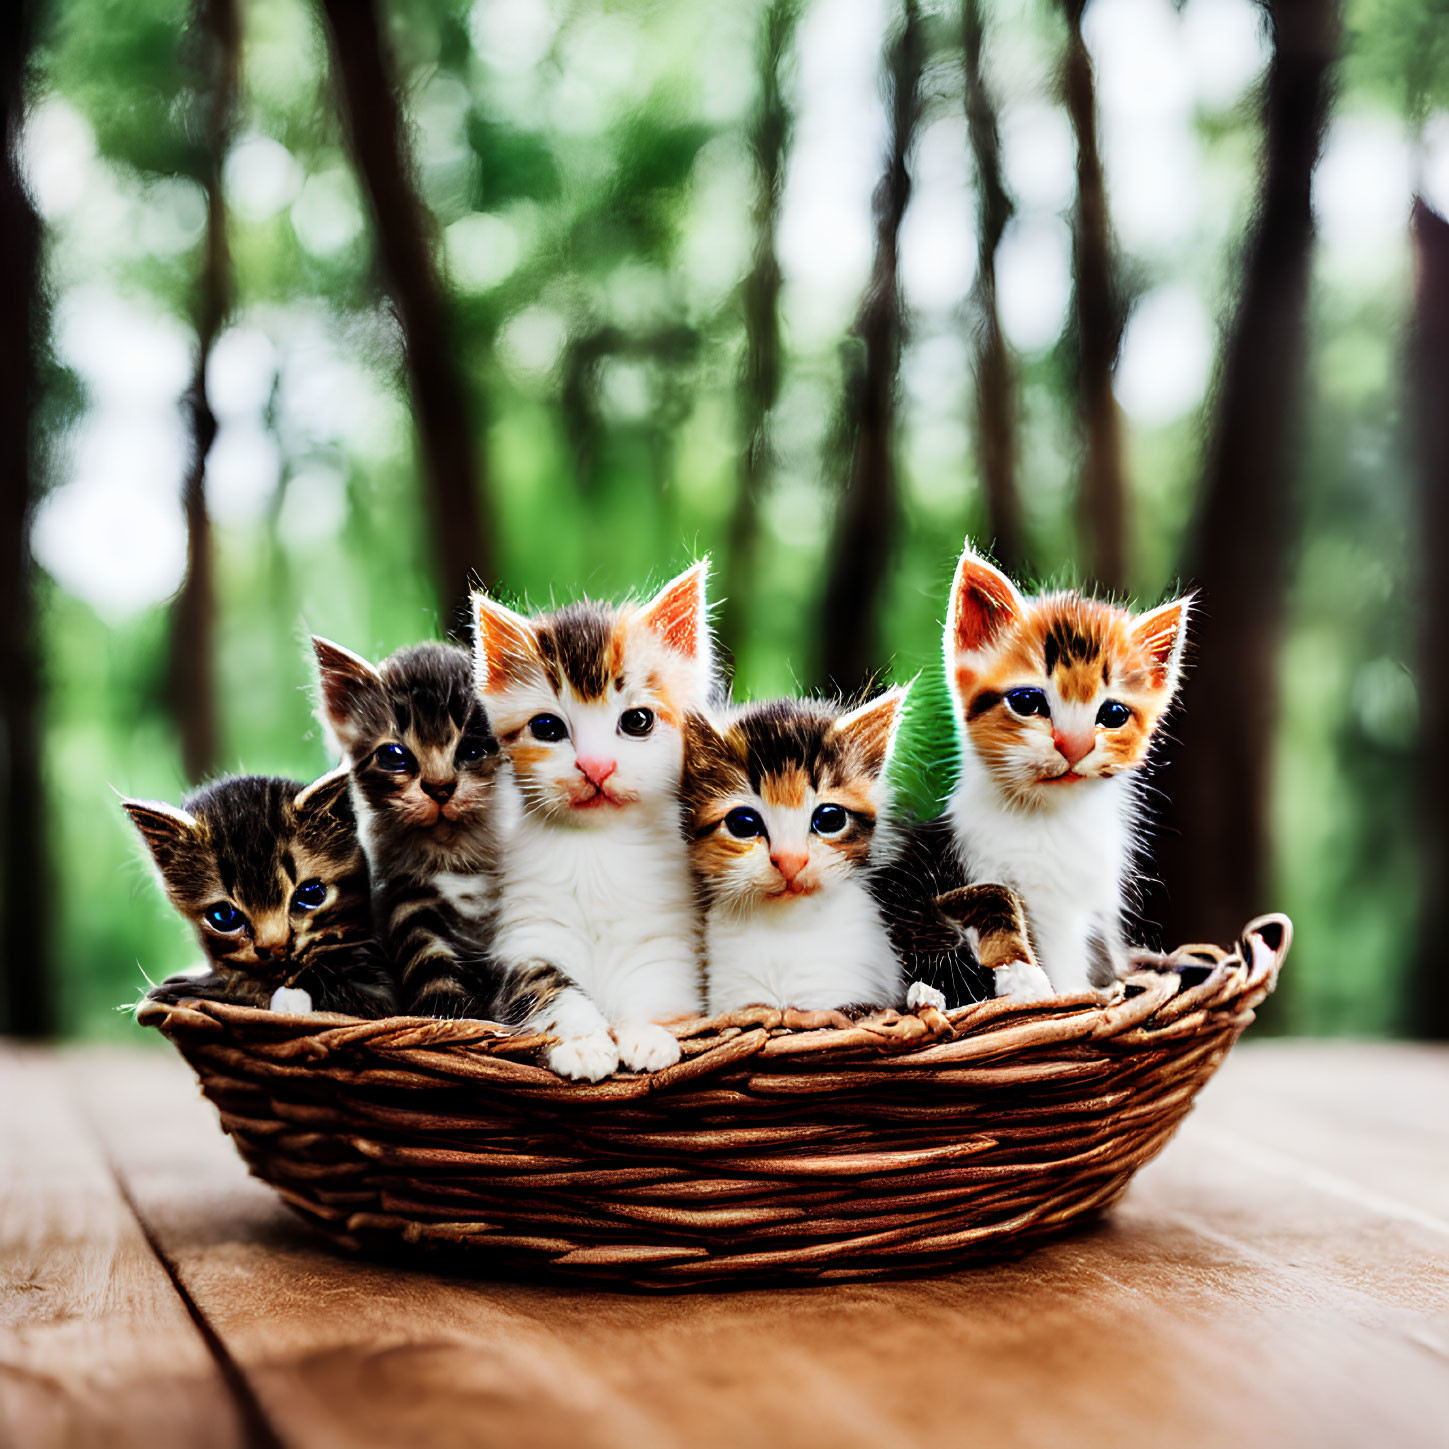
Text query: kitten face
123 771 370 979
683 690 907 913
313 640 502 869
945 540 1190 810
472 561 712 825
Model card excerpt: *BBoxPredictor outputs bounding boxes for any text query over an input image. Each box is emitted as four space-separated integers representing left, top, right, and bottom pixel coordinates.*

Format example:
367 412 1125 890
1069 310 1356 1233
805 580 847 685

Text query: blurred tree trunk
1146 0 1339 956
1408 198 1449 1040
0 0 52 1036
962 0 1025 577
818 0 923 694
1059 0 1127 594
319 0 495 626
168 0 236 785
720 0 796 666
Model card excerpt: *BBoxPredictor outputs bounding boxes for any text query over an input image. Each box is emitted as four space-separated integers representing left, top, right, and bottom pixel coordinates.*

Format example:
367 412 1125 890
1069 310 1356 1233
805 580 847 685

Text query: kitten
123 771 396 1017
472 561 712 1081
682 691 909 1015
941 538 1190 997
312 638 526 1020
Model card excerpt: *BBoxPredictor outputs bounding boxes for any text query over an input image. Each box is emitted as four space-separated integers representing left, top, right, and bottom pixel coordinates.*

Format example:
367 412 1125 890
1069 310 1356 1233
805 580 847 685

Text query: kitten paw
269 986 314 1015
906 980 948 1013
993 962 1055 1002
614 1020 681 1073
548 1030 620 1082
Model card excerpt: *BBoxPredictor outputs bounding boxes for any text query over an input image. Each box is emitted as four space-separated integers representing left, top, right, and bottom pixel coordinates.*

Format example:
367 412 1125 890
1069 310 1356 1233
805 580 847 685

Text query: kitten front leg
934 883 1054 1002
613 1019 682 1073
531 982 619 1082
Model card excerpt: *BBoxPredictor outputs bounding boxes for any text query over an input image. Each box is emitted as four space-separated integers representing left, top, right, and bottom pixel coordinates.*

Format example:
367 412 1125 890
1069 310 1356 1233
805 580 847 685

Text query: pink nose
1053 731 1094 768
576 756 617 789
771 849 808 884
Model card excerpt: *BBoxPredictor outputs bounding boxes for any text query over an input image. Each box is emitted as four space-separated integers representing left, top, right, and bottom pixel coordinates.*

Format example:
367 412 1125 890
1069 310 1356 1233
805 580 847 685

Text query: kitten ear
121 798 200 881
472 592 541 691
312 637 385 757
829 683 912 776
1130 594 1192 694
293 765 353 822
636 559 713 695
945 540 1024 689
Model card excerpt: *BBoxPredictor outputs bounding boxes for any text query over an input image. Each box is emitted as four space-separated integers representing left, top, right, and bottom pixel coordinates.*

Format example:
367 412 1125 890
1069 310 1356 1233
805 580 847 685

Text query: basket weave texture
138 914 1290 1287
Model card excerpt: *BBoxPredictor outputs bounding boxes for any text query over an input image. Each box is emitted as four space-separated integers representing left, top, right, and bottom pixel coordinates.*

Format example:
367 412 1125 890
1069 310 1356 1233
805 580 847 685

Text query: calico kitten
312 638 524 1020
472 561 712 1081
124 771 396 1016
683 691 908 1014
941 539 1190 997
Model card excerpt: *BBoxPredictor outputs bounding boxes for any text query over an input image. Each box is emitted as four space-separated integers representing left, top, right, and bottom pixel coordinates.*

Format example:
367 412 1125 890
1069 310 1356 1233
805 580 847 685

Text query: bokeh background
2 0 1446 1041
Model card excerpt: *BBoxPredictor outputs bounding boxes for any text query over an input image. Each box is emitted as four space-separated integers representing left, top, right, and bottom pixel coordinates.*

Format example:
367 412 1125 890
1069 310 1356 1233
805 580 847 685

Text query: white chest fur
949 752 1133 994
493 799 702 1022
705 879 900 1014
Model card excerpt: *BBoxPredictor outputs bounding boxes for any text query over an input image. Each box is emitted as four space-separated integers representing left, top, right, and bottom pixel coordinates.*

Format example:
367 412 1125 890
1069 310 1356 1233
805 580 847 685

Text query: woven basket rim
136 912 1292 1098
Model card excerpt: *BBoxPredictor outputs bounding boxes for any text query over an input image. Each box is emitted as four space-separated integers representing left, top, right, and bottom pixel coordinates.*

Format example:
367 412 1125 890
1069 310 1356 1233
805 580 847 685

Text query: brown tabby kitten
313 637 524 1020
124 771 396 1016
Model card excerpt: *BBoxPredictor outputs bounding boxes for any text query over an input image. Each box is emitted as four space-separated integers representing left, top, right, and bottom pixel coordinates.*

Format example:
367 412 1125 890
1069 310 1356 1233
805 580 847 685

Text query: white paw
548 1030 620 1082
614 1020 681 1073
269 986 314 1015
906 980 948 1012
993 963 1055 1002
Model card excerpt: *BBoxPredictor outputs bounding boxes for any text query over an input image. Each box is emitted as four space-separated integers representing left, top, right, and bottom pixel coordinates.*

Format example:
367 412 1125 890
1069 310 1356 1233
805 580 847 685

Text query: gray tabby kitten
312 637 541 1021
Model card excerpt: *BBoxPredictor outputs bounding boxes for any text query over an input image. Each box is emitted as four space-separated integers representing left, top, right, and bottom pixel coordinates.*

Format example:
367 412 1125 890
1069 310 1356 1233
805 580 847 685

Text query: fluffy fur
472 561 713 1080
942 539 1190 996
124 772 396 1017
313 638 529 1020
683 691 908 1014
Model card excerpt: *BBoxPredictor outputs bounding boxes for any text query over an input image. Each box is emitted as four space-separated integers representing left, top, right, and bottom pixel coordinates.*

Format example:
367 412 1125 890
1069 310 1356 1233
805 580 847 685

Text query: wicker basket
137 913 1290 1288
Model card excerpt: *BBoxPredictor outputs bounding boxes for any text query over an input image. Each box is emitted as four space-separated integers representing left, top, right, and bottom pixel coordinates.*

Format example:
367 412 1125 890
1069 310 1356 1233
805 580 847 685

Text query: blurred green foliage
26 0 1441 1037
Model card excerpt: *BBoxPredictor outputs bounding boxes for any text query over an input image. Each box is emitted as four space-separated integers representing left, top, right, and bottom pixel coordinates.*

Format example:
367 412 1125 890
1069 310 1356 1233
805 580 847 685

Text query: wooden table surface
2 1039 1446 1449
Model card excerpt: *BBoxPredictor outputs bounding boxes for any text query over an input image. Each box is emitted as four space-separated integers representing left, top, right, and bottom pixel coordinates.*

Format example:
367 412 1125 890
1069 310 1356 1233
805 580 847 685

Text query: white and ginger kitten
471 562 712 1081
944 539 1191 998
683 690 909 1014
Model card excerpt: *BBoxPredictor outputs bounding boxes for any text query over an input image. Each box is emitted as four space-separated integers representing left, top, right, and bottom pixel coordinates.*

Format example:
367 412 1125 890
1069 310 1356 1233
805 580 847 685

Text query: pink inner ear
475 600 538 685
1133 604 1184 688
951 563 1018 657
639 573 704 659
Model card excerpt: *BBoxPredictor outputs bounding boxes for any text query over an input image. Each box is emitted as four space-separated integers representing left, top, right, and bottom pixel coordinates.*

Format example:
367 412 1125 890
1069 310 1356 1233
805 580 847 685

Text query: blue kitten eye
723 807 766 839
1004 688 1051 719
811 804 848 835
204 902 244 933
375 743 416 772
1097 700 1131 729
529 713 568 742
619 708 654 738
292 879 327 911
456 737 488 765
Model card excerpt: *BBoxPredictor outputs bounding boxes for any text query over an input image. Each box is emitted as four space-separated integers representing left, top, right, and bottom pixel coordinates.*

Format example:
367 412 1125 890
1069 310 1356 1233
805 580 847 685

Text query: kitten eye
456 738 488 765
1097 700 1131 729
619 708 654 738
811 804 848 835
375 743 416 773
204 902 245 934
528 714 568 742
1004 688 1051 719
292 879 327 912
723 807 766 840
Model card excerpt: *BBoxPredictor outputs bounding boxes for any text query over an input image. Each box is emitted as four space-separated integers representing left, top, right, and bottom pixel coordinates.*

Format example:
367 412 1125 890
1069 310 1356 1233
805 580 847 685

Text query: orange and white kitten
944 540 1190 998
472 562 713 1081
684 691 908 1014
